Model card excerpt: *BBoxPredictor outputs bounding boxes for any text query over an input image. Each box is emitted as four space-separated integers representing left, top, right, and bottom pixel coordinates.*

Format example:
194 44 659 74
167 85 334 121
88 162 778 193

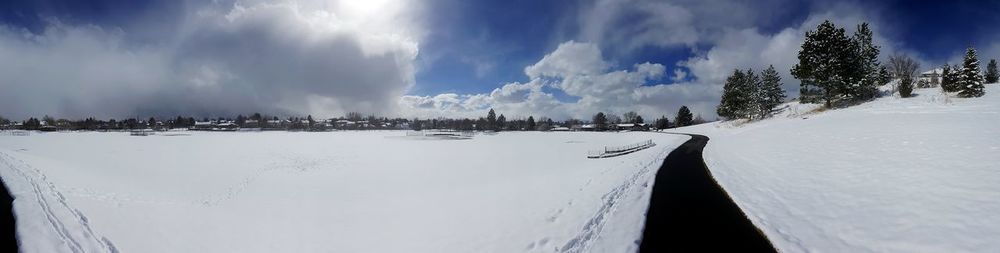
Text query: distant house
215 122 238 131
573 124 597 131
920 68 942 86
192 121 213 131
550 126 571 131
615 123 649 131
243 119 260 128
335 119 355 129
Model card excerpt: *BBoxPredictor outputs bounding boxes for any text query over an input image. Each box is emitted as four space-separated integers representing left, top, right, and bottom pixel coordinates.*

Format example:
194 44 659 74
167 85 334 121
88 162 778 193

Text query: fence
0 130 30 136
587 139 656 158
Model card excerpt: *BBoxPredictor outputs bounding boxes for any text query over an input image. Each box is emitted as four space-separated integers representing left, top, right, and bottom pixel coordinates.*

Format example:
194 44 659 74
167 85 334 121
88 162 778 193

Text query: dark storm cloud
0 0 421 119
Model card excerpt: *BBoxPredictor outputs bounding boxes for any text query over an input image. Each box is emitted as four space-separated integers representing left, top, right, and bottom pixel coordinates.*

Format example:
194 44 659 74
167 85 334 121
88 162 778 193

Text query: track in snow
638 134 775 252
0 152 118 253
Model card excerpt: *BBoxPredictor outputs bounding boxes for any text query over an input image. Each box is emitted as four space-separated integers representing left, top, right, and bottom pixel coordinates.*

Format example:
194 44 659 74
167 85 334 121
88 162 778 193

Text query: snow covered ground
681 85 1000 252
0 131 687 253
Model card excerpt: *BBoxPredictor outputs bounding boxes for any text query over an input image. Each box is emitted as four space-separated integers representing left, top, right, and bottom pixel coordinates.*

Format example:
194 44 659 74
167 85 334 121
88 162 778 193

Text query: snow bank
682 85 1000 252
0 131 687 252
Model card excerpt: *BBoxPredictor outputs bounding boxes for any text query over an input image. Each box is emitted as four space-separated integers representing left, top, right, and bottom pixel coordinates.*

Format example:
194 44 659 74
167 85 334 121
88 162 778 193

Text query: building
572 124 597 131
920 68 942 86
614 123 649 131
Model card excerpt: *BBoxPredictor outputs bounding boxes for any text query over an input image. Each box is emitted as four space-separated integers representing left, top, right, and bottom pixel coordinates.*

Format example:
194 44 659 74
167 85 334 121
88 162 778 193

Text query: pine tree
878 66 892 86
850 23 881 100
940 65 952 91
958 47 986 97
486 108 497 130
792 21 854 107
526 116 536 131
635 115 644 124
943 64 963 92
654 116 670 130
759 65 786 118
986 59 999 84
675 106 693 127
496 114 507 131
899 75 914 98
717 69 746 119
742 69 763 119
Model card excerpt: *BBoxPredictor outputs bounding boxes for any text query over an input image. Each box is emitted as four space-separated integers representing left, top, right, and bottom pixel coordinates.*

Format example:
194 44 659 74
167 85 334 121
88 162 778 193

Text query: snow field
0 131 688 253
682 85 1000 252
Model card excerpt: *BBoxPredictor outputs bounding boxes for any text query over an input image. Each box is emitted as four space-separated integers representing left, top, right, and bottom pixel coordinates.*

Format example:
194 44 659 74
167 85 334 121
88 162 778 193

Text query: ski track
553 145 671 253
0 152 119 253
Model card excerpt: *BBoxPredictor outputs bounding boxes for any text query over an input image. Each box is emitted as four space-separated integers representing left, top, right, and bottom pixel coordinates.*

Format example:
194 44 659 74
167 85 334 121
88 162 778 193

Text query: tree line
716 20 994 122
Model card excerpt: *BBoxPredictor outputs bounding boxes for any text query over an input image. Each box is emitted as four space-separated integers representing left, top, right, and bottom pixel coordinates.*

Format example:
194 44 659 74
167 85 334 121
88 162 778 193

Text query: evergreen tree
675 106 693 127
759 65 786 118
986 59 999 84
717 69 745 119
940 65 953 91
942 64 963 92
899 75 914 98
654 116 670 130
958 47 986 97
496 114 507 131
742 69 763 118
635 115 644 124
592 112 608 131
950 63 963 90
878 66 892 86
526 116 536 131
792 20 852 107
486 108 497 130
850 23 881 100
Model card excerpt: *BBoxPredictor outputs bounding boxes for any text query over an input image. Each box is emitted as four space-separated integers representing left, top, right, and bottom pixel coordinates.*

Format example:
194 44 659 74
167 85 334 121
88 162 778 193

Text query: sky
2 0 1000 121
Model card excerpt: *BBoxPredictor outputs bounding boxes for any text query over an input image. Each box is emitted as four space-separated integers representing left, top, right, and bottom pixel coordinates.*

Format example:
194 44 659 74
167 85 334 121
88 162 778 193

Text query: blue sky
2 0 1000 120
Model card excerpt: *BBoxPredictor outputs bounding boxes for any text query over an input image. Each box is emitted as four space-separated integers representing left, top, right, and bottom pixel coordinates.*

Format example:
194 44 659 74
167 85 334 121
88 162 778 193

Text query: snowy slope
0 131 687 253
681 85 1000 252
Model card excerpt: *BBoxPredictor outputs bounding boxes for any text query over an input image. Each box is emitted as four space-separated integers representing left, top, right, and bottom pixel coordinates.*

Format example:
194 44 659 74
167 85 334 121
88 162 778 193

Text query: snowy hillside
0 131 687 253
682 85 1000 252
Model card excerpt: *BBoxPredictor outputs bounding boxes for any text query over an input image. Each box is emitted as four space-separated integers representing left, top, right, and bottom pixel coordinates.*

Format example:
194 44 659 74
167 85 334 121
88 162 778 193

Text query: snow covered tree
743 69 763 118
942 64 963 92
526 116 536 131
878 66 892 86
986 59 999 84
675 106 694 127
849 23 881 100
899 75 914 98
792 20 853 107
758 65 787 118
592 112 608 131
958 47 986 98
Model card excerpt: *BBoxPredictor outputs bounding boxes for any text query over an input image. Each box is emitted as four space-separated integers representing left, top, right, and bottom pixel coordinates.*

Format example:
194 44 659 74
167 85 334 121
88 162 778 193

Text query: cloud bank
0 0 422 119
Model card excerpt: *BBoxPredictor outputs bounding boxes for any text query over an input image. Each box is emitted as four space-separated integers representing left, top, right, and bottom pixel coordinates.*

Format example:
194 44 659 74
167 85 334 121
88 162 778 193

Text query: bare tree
622 111 639 123
888 54 920 82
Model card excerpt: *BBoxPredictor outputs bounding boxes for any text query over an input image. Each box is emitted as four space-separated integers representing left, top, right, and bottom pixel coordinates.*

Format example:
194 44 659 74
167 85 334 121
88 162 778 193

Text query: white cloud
401 2 919 122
